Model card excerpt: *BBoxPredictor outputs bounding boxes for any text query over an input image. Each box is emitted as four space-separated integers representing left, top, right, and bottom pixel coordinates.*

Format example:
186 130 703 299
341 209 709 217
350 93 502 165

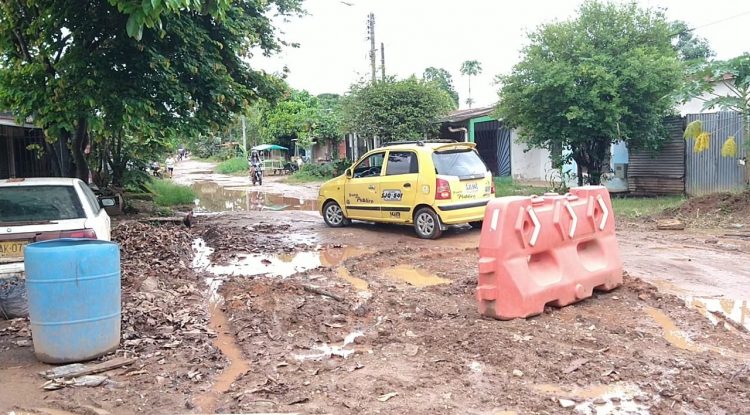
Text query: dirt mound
663 190 750 227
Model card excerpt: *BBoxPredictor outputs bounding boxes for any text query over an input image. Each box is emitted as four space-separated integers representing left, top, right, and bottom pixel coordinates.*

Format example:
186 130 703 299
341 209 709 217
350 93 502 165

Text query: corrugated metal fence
627 116 685 195
685 112 747 196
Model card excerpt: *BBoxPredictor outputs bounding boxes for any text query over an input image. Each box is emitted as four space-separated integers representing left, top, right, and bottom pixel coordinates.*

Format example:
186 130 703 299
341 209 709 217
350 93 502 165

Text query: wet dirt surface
2 160 750 414
192 180 318 213
173 159 320 201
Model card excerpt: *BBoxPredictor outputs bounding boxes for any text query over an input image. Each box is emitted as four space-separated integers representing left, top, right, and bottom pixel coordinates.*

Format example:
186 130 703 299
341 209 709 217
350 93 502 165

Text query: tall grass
146 179 196 206
610 196 685 220
215 157 249 175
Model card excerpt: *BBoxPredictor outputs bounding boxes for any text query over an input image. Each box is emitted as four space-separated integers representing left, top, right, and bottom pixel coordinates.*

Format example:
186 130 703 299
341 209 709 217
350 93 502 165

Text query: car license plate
0 240 27 259
465 183 479 193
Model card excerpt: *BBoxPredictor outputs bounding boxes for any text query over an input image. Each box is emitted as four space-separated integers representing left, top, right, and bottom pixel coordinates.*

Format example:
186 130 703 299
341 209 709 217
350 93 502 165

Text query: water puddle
532 382 651 414
336 267 369 291
686 297 750 332
644 307 700 352
649 279 749 334
194 295 250 413
293 330 364 361
194 238 367 281
385 265 450 287
191 239 250 412
645 306 750 359
191 180 317 213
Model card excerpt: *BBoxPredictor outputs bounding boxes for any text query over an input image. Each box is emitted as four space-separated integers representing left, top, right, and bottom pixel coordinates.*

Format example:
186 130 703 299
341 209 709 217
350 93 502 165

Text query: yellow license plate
0 240 27 259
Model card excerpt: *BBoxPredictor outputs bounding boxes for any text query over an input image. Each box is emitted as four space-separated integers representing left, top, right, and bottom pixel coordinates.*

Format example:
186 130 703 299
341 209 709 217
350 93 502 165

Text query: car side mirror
99 197 117 208
345 168 352 178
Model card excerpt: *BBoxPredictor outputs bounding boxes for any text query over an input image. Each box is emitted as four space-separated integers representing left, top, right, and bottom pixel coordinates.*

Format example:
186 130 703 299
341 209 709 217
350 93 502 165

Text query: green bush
146 179 196 206
287 162 336 183
215 157 249 174
332 158 351 176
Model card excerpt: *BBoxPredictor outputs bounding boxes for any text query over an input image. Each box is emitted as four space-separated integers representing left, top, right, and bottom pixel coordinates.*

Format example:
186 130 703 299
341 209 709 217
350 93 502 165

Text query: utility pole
241 115 247 156
367 13 376 83
380 42 385 81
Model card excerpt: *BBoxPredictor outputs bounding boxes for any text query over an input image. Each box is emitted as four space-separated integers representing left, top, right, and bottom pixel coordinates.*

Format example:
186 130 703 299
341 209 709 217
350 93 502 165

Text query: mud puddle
532 382 652 414
194 294 250 413
645 306 749 359
385 264 450 287
191 180 317 213
194 238 366 279
649 279 749 334
687 296 749 332
191 239 250 412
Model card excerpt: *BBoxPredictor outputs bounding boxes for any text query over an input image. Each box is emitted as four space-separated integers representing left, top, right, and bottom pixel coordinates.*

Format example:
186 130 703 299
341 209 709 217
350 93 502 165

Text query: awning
252 144 289 151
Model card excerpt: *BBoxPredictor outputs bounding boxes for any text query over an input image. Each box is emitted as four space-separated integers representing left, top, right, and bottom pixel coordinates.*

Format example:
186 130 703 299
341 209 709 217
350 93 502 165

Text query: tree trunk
43 139 63 177
111 131 126 187
71 118 89 182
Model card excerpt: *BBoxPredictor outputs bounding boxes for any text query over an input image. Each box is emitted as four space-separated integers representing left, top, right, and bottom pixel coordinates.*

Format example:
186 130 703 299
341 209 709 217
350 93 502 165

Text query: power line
673 9 750 37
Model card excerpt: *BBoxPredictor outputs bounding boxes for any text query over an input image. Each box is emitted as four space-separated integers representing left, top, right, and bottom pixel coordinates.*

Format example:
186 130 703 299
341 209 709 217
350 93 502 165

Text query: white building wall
510 130 553 183
678 81 734 115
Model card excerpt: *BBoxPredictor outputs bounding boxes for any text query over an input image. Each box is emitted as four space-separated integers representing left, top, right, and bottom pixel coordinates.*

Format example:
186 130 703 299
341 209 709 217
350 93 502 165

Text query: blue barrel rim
25 238 119 250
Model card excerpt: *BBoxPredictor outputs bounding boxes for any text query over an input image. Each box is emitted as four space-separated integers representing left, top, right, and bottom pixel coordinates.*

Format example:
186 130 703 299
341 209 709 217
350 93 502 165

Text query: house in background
438 106 553 183
309 138 347 162
623 74 746 196
0 112 70 179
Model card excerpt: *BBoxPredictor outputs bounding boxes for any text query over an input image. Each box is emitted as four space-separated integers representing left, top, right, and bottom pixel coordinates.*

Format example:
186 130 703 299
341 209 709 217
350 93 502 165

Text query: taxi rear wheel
414 207 442 239
323 201 350 227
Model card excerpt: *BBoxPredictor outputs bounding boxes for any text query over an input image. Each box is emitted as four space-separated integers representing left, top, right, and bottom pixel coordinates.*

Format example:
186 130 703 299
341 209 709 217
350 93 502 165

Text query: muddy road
1 160 749 415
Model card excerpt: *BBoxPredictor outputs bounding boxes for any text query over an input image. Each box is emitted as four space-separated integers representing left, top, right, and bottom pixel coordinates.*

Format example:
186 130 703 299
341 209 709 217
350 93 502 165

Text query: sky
255 0 750 109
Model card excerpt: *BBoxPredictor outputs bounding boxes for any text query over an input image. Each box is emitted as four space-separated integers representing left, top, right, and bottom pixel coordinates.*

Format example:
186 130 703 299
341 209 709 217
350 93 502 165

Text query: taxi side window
353 152 385 178
386 151 419 175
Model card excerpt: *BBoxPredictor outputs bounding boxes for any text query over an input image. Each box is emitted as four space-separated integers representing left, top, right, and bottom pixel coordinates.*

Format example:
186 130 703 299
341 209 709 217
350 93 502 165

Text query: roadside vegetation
493 177 541 197
215 157 249 175
146 179 196 207
287 163 336 183
493 177 686 220
611 196 686 220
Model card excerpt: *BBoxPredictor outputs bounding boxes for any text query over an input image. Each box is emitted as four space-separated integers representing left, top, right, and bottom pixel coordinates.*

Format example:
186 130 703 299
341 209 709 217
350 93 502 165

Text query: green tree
670 20 715 63
460 60 482 108
341 77 454 142
0 0 301 180
423 67 459 107
496 0 682 185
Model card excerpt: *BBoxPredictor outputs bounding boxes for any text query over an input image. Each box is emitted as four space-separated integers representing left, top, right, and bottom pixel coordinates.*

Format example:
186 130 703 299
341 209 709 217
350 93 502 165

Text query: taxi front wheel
414 207 443 239
323 201 350 227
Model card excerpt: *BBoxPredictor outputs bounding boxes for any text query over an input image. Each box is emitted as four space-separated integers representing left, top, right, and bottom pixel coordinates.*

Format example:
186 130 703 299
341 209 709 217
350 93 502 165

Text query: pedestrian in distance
166 155 176 178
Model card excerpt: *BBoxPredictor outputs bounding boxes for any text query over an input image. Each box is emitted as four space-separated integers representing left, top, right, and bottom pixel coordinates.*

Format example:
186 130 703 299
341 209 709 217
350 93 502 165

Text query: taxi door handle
368 185 376 190
403 183 411 188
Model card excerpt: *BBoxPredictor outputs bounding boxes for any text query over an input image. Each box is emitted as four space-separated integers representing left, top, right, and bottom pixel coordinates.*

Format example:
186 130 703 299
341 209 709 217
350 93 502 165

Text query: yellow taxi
318 140 495 239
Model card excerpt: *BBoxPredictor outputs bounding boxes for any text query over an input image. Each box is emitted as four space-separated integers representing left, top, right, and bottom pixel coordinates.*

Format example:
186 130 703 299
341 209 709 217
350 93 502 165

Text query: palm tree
460 60 483 108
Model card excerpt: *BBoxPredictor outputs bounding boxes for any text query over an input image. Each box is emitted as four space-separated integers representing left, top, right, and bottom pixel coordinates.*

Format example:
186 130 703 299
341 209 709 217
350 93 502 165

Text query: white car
0 178 111 279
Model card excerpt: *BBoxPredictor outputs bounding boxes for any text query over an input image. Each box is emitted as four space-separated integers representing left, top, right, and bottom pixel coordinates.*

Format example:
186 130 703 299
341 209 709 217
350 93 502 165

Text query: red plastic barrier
477 186 623 320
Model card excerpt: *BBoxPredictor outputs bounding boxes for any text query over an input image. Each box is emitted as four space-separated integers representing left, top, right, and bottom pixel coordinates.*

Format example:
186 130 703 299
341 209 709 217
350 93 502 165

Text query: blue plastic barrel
25 239 121 363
